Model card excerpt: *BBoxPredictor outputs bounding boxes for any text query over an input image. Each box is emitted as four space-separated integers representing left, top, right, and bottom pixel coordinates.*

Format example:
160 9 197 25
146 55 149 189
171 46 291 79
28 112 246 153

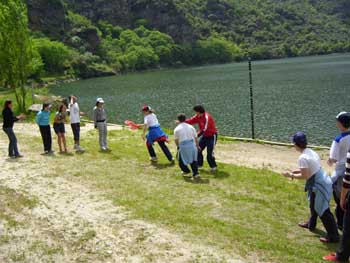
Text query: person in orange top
186 105 217 172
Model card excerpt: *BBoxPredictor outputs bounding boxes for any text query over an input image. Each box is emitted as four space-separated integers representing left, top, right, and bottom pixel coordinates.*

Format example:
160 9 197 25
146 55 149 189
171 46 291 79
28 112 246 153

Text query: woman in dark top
2 100 25 158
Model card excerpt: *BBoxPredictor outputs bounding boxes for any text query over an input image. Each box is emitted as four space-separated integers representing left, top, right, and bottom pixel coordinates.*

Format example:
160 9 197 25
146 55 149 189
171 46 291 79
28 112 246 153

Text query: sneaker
76 146 85 152
320 237 339 243
210 167 217 172
101 147 107 151
15 154 23 158
150 157 158 162
181 171 191 175
298 222 309 229
170 158 175 164
74 144 78 150
323 253 340 261
193 174 200 179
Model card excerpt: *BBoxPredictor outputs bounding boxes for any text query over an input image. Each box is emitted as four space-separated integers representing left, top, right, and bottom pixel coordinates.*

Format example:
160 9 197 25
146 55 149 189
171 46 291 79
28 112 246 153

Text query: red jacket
186 112 217 137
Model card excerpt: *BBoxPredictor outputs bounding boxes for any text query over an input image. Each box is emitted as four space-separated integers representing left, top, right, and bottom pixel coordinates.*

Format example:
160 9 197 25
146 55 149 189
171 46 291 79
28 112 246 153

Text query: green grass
2 123 334 261
0 186 39 228
18 128 336 263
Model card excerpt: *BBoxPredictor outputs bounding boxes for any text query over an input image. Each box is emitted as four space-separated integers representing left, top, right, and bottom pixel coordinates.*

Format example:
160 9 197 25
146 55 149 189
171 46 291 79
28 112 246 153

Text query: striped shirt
343 151 350 189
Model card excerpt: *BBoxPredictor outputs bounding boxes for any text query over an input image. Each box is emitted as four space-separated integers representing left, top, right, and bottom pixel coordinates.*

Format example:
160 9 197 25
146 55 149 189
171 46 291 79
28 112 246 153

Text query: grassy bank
9 127 337 263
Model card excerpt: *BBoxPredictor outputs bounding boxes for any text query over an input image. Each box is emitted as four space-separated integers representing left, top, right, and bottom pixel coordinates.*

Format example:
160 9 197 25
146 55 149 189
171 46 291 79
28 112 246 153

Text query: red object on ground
323 253 339 261
124 120 141 130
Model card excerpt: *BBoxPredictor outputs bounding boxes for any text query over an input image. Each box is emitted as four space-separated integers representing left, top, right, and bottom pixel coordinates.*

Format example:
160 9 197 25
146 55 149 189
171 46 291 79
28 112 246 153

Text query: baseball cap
141 105 151 112
336 112 350 128
291 131 307 147
96 98 104 104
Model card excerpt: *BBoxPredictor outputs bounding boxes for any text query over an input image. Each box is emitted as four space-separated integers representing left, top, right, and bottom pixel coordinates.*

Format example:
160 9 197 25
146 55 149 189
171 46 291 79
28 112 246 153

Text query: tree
33 38 72 74
0 0 36 112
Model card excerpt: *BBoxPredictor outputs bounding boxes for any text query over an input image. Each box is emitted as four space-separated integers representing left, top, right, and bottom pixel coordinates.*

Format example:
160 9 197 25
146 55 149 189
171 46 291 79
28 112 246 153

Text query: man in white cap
328 112 350 230
93 98 108 151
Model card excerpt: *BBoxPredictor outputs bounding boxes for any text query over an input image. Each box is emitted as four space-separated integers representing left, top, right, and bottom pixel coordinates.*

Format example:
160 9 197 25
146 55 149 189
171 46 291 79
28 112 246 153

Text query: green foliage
66 11 101 53
70 52 115 78
0 0 39 112
33 38 72 74
97 20 123 39
194 36 243 63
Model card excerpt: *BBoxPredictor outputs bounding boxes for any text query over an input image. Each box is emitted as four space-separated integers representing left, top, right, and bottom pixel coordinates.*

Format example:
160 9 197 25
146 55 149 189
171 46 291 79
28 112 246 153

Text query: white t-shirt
174 123 197 143
144 113 159 128
329 132 350 168
298 148 322 175
69 102 80 124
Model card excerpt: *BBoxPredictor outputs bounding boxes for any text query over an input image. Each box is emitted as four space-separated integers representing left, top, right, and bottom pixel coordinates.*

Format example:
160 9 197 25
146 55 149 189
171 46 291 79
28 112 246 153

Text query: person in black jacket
2 100 25 158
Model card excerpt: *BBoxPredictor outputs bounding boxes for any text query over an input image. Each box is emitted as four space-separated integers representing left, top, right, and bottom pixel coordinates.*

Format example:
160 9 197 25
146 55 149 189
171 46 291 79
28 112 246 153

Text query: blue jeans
3 127 19 156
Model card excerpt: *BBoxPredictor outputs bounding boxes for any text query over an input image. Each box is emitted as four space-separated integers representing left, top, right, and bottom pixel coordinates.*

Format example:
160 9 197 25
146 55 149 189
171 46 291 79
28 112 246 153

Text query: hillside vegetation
9 0 350 79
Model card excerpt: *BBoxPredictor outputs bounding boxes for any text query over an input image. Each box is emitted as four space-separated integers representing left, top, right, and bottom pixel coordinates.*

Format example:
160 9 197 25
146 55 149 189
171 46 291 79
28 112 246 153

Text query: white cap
96 97 104 104
336 111 347 119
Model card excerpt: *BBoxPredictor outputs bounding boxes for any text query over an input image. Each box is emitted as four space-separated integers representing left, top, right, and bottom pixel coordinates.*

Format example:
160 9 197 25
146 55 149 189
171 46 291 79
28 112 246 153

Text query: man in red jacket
186 105 218 171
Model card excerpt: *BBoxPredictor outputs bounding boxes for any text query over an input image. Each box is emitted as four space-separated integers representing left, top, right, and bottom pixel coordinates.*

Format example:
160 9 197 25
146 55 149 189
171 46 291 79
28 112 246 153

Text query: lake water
51 53 350 145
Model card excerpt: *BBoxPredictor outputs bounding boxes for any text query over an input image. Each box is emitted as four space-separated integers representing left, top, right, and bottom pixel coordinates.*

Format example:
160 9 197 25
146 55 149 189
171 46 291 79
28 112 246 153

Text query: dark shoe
15 154 23 158
320 237 339 243
298 222 309 229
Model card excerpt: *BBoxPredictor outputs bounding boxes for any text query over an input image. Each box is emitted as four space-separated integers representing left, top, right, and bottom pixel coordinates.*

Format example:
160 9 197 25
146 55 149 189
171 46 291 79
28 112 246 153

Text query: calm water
51 53 350 145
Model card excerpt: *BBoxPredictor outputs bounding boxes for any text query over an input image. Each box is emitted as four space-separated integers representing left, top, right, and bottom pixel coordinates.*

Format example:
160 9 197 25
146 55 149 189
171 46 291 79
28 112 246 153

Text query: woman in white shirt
174 114 199 179
281 131 339 243
141 105 174 163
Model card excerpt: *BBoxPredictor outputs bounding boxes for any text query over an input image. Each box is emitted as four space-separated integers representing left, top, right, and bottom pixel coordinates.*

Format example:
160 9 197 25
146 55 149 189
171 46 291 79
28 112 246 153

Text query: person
2 99 25 158
174 114 199 179
140 105 174 163
185 105 218 172
36 103 53 154
323 149 350 261
281 131 339 243
53 104 68 153
69 95 84 152
93 98 108 151
328 112 350 231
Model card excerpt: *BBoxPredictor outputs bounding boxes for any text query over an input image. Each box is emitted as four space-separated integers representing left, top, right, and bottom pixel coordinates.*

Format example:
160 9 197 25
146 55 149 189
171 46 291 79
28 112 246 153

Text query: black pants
333 191 345 230
39 125 52 152
337 195 350 260
147 141 173 161
308 192 339 241
178 154 198 176
198 134 217 168
71 123 80 142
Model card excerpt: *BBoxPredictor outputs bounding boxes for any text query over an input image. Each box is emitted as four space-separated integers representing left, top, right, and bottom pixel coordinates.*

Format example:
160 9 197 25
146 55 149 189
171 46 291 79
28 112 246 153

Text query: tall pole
248 57 255 139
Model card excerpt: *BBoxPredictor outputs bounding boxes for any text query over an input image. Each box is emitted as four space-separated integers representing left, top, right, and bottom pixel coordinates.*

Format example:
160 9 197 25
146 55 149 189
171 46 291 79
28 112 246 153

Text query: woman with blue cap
281 131 339 243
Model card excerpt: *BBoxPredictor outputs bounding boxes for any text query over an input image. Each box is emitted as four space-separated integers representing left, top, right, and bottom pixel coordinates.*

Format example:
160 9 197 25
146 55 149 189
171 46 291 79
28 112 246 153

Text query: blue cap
291 131 307 147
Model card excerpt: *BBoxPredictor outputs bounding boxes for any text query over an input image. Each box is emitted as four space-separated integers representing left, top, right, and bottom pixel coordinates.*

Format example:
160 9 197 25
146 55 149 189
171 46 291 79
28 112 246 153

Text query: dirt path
0 124 245 263
215 142 331 174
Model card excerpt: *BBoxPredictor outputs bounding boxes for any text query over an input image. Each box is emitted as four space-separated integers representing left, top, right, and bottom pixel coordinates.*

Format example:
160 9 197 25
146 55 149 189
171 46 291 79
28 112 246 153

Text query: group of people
1 97 219 179
281 112 350 262
36 95 85 154
4 96 350 261
138 104 218 179
1 96 85 157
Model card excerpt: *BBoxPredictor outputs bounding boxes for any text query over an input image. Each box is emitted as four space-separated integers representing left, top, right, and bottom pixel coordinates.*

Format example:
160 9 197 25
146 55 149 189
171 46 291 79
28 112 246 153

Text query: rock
27 0 66 41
